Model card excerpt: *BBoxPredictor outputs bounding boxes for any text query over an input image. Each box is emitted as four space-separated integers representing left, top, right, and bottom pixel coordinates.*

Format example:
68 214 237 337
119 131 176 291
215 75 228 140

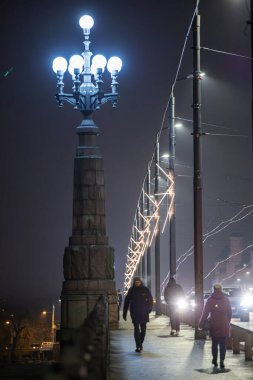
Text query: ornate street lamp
52 15 122 115
52 15 123 344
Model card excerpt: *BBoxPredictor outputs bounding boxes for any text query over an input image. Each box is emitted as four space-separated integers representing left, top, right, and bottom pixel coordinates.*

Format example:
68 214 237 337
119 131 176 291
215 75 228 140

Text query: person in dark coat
164 277 185 336
117 289 123 320
199 284 232 370
123 277 153 352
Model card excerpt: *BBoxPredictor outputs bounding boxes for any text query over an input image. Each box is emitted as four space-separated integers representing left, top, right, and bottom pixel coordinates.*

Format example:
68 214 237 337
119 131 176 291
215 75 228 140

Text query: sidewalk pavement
108 312 253 380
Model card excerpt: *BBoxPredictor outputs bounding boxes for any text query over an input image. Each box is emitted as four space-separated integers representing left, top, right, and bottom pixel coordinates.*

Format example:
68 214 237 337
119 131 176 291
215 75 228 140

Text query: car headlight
240 294 253 308
176 298 188 310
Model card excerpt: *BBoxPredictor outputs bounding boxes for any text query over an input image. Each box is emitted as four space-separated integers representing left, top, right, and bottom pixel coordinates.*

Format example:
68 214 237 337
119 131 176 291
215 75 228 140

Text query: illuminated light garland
123 0 206 296
124 161 178 293
157 164 175 233
122 0 252 297
123 196 155 294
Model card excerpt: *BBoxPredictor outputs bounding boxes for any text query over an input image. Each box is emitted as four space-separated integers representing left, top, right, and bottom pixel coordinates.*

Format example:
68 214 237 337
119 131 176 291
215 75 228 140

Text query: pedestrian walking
117 288 123 320
123 277 153 353
199 283 232 370
164 277 185 336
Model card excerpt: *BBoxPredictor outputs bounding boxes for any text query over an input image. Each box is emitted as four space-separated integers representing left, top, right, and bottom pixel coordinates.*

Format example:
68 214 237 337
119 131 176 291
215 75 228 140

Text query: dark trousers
169 308 180 331
212 337 226 364
133 322 146 348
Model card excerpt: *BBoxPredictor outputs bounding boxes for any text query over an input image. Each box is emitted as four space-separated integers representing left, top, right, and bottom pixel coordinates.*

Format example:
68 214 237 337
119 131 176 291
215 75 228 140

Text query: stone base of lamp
60 281 118 344
60 244 118 344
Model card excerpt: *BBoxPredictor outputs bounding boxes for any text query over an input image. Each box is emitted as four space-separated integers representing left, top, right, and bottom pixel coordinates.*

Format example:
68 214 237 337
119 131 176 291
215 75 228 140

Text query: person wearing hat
123 277 153 352
199 284 232 371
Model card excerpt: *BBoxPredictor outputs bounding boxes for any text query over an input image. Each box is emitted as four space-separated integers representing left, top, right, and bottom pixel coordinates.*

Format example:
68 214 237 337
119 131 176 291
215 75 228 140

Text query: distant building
214 235 253 290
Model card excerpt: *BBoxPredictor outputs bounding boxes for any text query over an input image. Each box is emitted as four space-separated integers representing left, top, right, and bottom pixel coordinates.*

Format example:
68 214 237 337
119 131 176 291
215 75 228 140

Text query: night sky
0 0 252 310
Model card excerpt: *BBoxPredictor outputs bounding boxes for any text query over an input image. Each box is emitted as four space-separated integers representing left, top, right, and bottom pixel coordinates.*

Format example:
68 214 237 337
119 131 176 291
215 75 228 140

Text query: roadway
108 312 253 379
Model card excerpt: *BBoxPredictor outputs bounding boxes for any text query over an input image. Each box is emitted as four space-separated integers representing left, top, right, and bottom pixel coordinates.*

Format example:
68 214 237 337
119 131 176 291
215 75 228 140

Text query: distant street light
177 71 205 81
42 305 55 343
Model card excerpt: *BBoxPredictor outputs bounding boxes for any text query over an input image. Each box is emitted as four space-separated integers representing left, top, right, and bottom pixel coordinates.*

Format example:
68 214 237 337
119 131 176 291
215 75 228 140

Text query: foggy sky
0 0 252 309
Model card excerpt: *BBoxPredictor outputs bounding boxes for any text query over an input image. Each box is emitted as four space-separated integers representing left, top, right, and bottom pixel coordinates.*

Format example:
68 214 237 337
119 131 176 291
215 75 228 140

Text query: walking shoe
135 347 141 353
170 330 175 336
220 361 225 369
175 331 179 336
212 359 218 368
140 345 143 351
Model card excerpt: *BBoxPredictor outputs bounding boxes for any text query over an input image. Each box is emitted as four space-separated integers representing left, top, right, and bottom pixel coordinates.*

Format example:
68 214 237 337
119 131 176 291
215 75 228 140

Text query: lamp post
168 94 176 279
140 189 146 282
192 10 205 339
52 15 123 343
155 137 161 315
42 305 55 343
146 168 152 291
52 15 122 114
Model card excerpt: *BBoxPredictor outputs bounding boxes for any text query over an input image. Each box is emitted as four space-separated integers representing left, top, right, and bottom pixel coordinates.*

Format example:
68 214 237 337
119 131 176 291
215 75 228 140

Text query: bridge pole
140 189 146 283
192 10 205 339
146 168 152 291
168 94 176 279
155 139 161 315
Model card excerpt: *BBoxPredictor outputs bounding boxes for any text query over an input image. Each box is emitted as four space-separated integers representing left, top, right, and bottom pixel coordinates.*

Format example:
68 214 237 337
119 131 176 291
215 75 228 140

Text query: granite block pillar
61 117 118 345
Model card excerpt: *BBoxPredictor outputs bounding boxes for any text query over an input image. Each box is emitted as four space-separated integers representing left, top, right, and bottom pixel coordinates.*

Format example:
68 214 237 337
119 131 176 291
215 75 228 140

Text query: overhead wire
123 1 201 291
123 0 251 292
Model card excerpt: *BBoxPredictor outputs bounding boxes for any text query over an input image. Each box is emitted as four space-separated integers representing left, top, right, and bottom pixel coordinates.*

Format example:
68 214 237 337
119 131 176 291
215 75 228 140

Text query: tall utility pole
140 189 146 282
155 139 161 315
146 168 152 291
192 10 205 339
168 94 176 279
135 212 141 277
249 0 253 153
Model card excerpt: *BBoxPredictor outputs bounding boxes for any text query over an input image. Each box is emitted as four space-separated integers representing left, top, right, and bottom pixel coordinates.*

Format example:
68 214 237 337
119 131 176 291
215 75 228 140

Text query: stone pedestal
60 117 118 345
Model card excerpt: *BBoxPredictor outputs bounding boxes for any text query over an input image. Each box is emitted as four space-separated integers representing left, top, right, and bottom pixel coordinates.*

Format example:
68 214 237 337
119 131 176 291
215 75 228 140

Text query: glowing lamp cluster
52 15 123 112
52 54 122 76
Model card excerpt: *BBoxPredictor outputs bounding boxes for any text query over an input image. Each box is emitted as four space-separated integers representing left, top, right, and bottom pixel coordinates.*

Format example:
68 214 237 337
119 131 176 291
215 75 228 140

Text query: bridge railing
45 295 109 380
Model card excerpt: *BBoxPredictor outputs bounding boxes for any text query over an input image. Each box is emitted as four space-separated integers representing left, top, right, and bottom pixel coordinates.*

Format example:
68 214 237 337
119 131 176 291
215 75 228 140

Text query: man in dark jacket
123 277 153 352
117 289 123 320
199 284 232 370
164 277 185 336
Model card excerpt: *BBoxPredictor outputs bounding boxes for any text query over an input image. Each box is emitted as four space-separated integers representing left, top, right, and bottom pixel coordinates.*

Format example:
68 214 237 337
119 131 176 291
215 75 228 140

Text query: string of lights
123 0 252 296
123 191 157 294
123 162 175 293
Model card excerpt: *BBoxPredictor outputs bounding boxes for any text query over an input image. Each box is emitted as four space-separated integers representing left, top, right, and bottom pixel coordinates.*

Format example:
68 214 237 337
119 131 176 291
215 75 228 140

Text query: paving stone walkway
108 312 253 380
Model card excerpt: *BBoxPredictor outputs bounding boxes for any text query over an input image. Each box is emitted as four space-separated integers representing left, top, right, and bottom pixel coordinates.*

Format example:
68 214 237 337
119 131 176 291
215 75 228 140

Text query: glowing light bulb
79 15 94 29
